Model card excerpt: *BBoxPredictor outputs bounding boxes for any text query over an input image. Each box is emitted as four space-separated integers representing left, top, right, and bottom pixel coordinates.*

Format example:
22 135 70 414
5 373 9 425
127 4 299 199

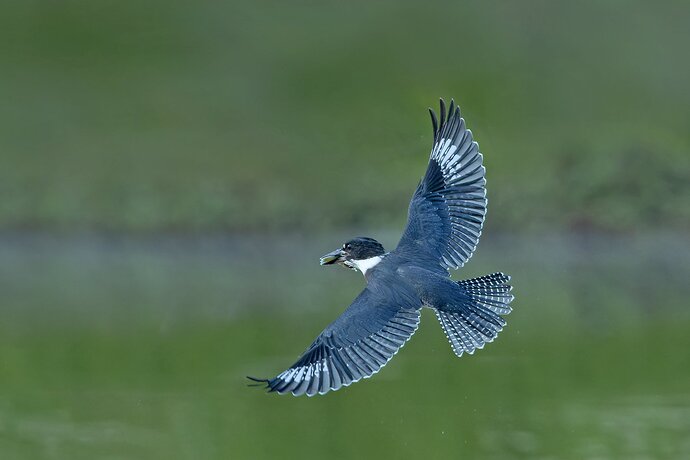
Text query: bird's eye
345 243 351 250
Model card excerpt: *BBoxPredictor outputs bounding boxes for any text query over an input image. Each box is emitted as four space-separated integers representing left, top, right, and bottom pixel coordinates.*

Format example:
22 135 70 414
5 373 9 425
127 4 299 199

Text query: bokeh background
1 1 689 459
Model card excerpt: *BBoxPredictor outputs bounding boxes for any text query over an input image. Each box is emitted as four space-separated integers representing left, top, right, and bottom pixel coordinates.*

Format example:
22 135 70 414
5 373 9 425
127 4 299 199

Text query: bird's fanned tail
436 272 513 357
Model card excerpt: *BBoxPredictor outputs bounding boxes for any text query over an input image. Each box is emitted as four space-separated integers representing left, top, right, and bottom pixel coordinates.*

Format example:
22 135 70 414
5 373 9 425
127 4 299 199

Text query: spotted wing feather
250 280 421 397
396 99 487 271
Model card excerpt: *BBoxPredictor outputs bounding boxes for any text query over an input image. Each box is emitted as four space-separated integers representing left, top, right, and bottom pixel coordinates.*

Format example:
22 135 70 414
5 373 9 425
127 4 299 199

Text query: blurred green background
1 1 689 459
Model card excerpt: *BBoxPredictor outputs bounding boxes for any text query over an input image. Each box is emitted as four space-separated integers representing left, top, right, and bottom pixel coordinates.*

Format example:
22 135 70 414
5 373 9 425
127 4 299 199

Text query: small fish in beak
320 248 344 266
320 247 357 270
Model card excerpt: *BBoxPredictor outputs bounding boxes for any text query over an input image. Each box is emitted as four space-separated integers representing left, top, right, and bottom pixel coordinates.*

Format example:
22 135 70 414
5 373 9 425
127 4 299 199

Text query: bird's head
320 237 386 274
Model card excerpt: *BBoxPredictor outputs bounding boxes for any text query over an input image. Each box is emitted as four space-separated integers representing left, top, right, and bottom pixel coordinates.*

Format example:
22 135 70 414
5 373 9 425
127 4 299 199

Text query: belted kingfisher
249 99 514 396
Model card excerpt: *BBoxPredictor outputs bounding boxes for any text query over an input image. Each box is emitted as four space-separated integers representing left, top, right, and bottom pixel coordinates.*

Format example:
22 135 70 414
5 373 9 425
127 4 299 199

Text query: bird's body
249 99 514 396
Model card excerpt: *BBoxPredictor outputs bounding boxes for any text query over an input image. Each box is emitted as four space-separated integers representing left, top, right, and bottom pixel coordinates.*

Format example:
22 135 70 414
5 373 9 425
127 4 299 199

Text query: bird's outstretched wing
249 279 421 396
395 99 487 271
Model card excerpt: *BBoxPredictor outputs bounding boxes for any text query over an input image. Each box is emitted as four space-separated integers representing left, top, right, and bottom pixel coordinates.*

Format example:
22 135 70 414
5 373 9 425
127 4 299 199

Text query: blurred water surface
1 231 688 459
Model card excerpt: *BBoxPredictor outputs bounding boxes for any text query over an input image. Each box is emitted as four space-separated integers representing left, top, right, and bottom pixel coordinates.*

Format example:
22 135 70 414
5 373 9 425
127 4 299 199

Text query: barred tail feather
436 272 514 357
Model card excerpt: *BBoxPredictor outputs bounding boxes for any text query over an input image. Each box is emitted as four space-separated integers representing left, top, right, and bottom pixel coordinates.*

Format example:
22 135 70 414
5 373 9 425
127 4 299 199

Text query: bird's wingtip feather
429 108 438 137
246 375 271 388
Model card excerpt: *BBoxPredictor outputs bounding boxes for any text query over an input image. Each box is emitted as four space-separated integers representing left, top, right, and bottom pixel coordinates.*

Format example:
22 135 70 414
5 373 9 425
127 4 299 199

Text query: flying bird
249 99 514 396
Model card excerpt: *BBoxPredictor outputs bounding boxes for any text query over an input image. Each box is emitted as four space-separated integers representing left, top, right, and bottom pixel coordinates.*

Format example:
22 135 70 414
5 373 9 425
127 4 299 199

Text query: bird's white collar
350 256 383 276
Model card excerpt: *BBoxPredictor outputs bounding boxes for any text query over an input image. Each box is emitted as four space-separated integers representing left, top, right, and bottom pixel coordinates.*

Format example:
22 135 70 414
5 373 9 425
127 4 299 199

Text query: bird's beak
320 248 344 266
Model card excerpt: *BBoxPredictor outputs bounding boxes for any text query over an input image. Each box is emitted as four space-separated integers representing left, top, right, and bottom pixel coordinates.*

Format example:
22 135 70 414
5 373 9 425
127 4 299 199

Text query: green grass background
1 0 688 233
